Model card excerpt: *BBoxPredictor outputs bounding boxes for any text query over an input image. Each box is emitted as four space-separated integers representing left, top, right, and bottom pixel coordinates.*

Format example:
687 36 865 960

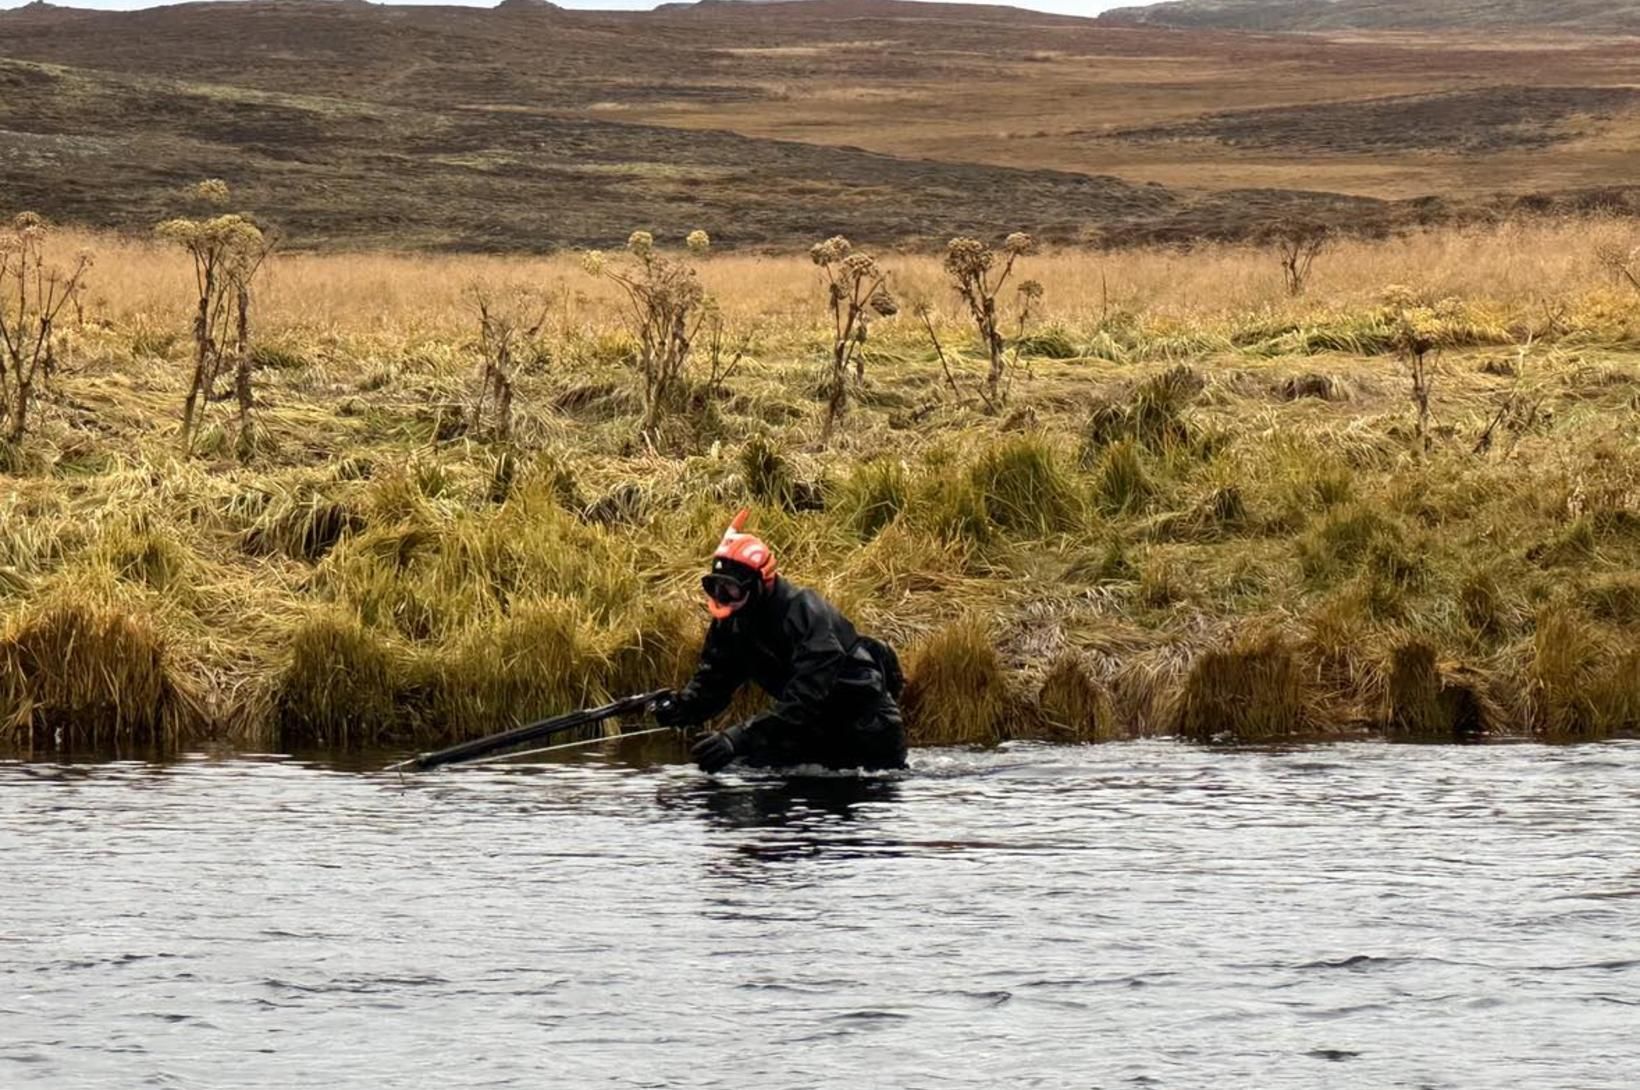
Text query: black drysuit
672 578 907 771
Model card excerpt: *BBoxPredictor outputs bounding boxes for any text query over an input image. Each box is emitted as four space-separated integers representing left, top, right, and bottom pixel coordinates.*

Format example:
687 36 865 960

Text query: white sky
0 0 1131 15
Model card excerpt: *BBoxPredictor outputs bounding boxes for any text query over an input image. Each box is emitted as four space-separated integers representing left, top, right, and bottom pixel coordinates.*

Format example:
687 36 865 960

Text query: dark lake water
3 740 1639 1089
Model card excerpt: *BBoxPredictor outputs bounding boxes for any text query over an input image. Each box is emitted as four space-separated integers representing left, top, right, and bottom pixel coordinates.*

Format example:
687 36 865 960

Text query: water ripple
3 740 1639 1088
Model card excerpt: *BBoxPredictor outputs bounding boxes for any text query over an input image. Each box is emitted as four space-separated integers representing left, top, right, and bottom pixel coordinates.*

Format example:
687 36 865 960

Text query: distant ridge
1098 0 1640 32
0 0 1082 22
654 0 1089 20
0 0 96 21
4 0 1639 251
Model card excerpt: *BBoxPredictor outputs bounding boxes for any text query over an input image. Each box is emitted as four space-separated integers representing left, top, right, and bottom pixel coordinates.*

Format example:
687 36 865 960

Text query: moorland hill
2 0 1638 248
1100 0 1640 32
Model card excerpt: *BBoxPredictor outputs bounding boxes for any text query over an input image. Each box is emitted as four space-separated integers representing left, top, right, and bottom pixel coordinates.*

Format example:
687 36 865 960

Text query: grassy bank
3 219 1639 753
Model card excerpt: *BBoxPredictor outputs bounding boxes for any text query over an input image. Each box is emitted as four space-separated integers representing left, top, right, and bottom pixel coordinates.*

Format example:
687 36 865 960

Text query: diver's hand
690 726 740 773
652 691 691 729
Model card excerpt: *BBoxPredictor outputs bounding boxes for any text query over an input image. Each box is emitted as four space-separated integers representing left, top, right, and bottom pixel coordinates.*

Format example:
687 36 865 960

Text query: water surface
4 741 1639 1088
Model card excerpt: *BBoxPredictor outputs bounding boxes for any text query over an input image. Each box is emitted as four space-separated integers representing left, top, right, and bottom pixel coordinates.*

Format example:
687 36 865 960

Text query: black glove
652 690 692 729
690 723 746 774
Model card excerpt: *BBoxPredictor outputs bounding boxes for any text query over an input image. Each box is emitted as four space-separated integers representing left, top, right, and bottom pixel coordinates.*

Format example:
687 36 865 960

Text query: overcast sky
0 0 1131 14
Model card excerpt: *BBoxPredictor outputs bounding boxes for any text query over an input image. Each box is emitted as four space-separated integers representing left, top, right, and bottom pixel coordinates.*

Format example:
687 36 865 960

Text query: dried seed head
944 237 993 279
810 235 852 267
686 229 711 255
842 252 879 280
157 214 265 264
627 230 654 257
1017 279 1044 301
581 249 607 276
1003 231 1036 256
869 287 898 317
203 215 265 259
157 218 201 247
191 179 231 207
1433 297 1465 321
1380 284 1420 310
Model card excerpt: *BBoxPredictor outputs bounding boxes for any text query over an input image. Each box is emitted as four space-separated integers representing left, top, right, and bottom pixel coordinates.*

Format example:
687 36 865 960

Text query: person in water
654 510 908 774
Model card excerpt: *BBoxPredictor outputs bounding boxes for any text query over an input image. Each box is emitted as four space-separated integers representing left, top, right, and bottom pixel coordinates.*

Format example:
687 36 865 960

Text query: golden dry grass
70 217 1640 335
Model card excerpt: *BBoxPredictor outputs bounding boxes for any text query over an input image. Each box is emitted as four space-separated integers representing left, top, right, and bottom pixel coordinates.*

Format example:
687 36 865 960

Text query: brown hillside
1099 0 1640 32
2 0 1639 248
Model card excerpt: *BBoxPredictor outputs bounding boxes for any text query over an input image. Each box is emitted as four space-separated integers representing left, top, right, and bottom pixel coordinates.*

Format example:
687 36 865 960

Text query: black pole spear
387 690 669 773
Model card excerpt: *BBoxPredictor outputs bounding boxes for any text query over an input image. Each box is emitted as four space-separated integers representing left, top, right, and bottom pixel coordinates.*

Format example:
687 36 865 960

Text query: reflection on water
673 772 903 830
665 774 909 869
4 740 1640 1089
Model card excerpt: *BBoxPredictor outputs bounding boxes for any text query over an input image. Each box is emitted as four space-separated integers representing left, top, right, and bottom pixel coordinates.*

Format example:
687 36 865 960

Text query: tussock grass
1129 365 1205 451
244 494 366 563
97 524 193 594
1091 440 1154 515
5 220 1640 753
1280 373 1349 402
604 600 701 702
1525 610 1640 741
1459 567 1515 639
1077 364 1203 465
836 520 967 602
1037 652 1114 742
1016 326 1080 360
1173 632 1308 744
1 598 206 748
738 435 823 512
1064 538 1136 584
1581 572 1640 624
1385 639 1491 742
901 617 1011 745
908 466 993 548
969 435 1082 535
1297 504 1425 605
431 598 610 739
274 610 403 748
834 459 909 540
1531 517 1598 568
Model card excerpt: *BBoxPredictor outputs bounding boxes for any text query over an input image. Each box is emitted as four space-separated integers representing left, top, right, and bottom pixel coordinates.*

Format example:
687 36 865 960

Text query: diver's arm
671 623 747 724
